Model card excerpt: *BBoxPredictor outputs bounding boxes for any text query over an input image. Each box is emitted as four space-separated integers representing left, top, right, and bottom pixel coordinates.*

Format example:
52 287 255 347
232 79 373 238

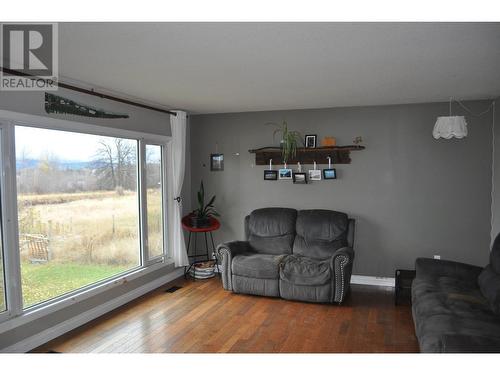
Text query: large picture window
16 126 144 308
145 144 164 259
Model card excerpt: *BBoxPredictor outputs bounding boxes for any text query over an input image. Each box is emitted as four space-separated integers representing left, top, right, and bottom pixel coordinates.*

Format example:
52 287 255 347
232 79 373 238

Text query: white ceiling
59 23 500 114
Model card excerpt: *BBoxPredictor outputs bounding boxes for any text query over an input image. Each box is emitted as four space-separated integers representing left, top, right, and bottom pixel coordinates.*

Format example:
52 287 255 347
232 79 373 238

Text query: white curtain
170 110 189 267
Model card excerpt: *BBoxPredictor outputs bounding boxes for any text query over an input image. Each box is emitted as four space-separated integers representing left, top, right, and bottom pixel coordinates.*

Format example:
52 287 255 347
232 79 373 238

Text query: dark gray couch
216 207 355 304
412 234 500 352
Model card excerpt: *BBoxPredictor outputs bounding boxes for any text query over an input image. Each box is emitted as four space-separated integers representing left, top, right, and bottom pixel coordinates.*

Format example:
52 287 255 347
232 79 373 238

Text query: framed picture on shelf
278 168 293 180
308 169 322 181
210 153 224 171
264 170 278 180
293 172 308 184
322 168 337 180
305 134 317 148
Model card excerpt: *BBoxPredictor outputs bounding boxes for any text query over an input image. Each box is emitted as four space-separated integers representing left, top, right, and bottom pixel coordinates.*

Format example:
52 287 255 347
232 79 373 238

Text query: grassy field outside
18 189 163 307
21 262 129 307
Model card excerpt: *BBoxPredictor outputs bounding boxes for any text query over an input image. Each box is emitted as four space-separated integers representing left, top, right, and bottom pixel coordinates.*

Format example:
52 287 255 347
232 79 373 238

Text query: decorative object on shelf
308 161 321 181
210 153 224 171
190 180 219 228
278 167 293 180
267 120 303 163
264 170 278 180
353 136 363 145
321 136 337 147
293 172 307 184
323 156 337 180
305 134 317 148
249 145 364 165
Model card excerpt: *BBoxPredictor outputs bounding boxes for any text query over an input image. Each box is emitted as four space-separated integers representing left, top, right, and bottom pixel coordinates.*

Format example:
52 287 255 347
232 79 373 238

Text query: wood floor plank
34 277 419 353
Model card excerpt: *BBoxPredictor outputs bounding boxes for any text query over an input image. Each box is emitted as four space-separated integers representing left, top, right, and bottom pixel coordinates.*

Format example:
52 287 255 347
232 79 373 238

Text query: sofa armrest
216 241 253 291
415 257 483 283
331 247 355 303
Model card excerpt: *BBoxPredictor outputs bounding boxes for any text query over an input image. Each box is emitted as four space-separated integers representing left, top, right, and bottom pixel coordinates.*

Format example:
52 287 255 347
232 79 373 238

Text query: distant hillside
16 159 99 170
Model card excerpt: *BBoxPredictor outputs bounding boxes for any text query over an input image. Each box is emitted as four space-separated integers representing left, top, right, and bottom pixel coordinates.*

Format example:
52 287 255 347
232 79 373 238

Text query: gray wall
0 88 189 351
190 101 494 277
490 98 500 245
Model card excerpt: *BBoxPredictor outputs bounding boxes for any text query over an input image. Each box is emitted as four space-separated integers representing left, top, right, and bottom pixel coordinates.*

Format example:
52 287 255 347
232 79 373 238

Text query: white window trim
0 109 174 329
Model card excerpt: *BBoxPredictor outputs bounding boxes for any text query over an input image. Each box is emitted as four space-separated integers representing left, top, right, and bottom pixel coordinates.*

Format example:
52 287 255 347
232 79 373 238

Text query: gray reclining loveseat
217 207 355 304
412 233 500 352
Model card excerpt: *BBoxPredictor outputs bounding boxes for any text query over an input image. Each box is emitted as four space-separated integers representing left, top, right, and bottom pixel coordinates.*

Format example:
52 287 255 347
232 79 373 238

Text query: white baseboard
1 268 185 353
351 275 395 287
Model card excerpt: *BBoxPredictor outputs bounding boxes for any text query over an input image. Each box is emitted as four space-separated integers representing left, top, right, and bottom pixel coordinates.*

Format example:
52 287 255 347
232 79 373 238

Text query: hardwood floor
34 277 419 353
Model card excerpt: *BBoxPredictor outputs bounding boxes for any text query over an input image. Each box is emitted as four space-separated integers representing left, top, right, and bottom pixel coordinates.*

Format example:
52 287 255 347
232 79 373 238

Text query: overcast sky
14 126 160 162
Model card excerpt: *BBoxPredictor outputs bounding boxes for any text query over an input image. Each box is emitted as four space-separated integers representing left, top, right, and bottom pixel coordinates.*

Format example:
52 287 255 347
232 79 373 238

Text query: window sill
0 258 175 334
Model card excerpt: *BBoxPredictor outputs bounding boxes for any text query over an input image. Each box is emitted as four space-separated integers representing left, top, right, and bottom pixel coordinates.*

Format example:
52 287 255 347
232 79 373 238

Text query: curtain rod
0 67 177 116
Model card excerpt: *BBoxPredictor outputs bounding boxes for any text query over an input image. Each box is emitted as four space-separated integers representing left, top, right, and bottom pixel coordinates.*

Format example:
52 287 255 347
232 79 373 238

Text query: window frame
0 109 173 326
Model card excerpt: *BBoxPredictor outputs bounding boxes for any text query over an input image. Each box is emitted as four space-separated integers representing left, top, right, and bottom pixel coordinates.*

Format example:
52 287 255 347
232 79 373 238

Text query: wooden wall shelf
249 145 365 165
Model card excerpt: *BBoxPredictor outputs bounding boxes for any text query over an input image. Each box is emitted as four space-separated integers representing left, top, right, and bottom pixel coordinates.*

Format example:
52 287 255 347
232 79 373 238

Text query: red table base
182 215 220 280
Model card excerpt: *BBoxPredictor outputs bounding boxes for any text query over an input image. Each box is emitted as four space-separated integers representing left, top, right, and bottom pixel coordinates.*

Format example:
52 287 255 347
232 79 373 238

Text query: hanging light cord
452 97 496 117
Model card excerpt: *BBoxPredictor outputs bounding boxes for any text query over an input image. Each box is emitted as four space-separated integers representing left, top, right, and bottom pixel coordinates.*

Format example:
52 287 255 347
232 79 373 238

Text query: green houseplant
190 181 219 228
267 120 303 163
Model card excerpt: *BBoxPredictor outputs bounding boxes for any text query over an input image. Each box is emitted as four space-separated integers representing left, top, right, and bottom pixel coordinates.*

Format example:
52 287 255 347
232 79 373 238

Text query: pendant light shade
433 116 468 139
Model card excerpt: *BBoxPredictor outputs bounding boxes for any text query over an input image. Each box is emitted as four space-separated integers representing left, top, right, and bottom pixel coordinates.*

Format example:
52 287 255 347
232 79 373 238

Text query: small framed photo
278 168 293 180
210 153 224 171
293 172 308 184
264 170 278 180
308 169 322 181
322 168 337 180
305 134 317 148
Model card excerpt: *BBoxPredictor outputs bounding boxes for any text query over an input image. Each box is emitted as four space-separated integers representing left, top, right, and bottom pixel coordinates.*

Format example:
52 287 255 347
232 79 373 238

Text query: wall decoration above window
44 93 129 119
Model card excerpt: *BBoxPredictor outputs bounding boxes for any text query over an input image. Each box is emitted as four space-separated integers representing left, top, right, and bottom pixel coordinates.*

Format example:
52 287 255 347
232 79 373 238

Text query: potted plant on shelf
267 120 303 163
190 180 219 228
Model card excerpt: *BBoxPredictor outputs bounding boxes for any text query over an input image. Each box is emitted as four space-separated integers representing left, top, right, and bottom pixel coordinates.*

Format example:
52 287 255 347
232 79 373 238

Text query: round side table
182 215 220 279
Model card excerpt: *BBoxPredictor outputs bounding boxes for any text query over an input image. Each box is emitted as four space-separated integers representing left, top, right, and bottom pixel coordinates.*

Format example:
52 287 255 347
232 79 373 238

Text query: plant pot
190 216 211 228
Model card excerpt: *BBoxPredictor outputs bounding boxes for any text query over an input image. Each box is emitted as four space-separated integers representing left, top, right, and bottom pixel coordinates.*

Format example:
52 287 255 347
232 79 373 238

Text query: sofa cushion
232 275 280 297
416 314 500 352
280 255 331 286
280 279 331 303
247 208 297 255
478 265 500 314
293 210 348 259
232 253 285 279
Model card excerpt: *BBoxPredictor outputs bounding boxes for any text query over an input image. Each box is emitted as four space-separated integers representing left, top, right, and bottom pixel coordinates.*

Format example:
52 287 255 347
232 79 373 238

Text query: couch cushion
478 265 500 314
416 314 500 352
293 210 348 259
232 253 285 279
279 255 331 286
232 275 280 297
246 208 297 255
